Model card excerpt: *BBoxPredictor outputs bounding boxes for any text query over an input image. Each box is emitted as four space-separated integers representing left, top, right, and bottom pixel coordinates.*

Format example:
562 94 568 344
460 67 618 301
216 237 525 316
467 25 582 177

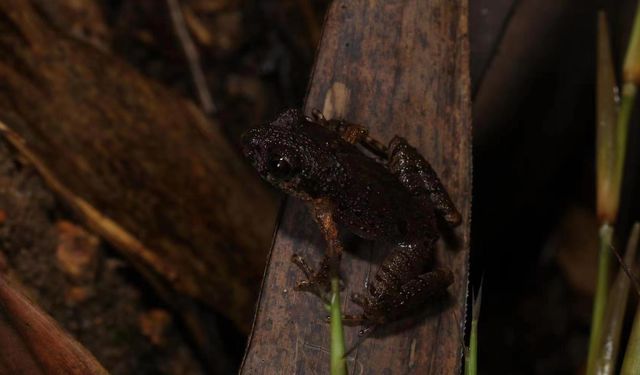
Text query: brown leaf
0 276 108 374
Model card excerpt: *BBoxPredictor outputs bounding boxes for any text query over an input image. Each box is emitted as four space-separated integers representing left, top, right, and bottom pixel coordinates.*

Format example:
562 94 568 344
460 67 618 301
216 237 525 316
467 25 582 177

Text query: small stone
139 309 172 346
56 220 100 282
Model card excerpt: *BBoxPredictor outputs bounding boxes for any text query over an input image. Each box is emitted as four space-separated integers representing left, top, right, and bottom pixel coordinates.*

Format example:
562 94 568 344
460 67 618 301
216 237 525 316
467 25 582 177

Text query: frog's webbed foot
340 293 374 327
291 253 335 302
325 298 376 334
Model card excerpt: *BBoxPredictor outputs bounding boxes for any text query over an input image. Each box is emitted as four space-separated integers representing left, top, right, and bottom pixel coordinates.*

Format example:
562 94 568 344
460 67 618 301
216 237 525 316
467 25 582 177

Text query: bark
0 0 278 332
241 0 472 373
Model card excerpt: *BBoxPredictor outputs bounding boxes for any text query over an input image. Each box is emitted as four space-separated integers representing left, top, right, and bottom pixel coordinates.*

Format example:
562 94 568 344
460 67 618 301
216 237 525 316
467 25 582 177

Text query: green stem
466 318 478 375
465 284 482 375
623 0 640 83
330 277 347 375
595 223 640 374
614 83 636 200
622 303 640 374
587 223 614 375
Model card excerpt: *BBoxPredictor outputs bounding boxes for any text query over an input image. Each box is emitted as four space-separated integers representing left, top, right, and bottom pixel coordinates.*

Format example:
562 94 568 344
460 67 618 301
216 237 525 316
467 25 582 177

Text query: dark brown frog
242 108 461 327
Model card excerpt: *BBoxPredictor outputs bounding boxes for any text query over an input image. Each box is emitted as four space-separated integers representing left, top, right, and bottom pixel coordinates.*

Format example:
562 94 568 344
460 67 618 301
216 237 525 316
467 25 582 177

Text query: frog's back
328 144 437 244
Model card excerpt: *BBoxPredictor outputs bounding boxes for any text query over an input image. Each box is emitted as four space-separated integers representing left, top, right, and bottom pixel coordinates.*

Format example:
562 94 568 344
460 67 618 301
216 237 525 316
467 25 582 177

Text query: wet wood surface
241 0 471 373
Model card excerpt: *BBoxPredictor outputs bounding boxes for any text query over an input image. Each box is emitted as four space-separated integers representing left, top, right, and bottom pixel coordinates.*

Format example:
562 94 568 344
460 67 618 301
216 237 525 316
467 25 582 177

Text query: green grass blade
589 10 628 374
623 0 640 85
622 303 640 374
464 283 482 375
587 224 614 375
595 223 640 374
596 11 621 223
330 277 347 375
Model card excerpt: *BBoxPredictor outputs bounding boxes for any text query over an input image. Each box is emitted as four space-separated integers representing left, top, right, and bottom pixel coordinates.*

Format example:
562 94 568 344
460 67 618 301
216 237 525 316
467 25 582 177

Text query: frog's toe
311 108 325 121
291 253 314 278
294 279 311 291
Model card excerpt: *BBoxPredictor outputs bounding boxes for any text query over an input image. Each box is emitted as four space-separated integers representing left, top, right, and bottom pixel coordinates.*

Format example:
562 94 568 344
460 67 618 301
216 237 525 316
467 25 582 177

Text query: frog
241 108 461 328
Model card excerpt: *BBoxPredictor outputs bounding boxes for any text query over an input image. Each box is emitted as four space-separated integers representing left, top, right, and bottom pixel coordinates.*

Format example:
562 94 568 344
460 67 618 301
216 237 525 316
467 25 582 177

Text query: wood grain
241 0 471 373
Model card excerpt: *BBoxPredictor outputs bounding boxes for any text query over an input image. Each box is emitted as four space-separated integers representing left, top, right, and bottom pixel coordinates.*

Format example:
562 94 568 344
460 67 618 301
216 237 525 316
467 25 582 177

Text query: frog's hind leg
346 268 454 326
387 136 462 227
395 268 454 311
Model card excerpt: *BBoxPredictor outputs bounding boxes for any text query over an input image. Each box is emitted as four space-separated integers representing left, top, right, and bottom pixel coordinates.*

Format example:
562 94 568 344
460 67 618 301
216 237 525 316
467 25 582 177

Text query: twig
0 120 179 286
166 0 217 115
610 246 640 297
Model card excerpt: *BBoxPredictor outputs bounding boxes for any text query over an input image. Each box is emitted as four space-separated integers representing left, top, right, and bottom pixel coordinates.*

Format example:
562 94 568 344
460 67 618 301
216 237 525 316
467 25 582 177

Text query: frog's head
242 109 325 199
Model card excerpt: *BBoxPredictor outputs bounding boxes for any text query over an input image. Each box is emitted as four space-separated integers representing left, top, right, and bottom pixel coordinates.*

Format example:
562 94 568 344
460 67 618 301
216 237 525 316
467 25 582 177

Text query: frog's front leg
306 109 387 156
306 108 367 144
291 199 343 301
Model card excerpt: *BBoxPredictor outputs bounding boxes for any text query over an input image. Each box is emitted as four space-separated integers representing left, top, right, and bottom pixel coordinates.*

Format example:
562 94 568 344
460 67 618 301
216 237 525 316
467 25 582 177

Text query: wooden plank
241 0 471 374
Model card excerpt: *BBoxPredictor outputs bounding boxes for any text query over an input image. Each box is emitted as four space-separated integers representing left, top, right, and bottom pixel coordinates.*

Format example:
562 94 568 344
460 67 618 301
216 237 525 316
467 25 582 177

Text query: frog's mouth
274 178 313 201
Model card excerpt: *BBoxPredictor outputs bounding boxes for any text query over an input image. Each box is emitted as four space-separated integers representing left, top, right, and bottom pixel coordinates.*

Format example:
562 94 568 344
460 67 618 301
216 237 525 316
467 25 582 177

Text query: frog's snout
241 129 259 158
241 128 267 172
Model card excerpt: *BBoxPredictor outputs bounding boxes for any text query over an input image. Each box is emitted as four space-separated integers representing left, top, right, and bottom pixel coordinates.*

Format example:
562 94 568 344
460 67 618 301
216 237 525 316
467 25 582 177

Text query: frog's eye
267 155 296 181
